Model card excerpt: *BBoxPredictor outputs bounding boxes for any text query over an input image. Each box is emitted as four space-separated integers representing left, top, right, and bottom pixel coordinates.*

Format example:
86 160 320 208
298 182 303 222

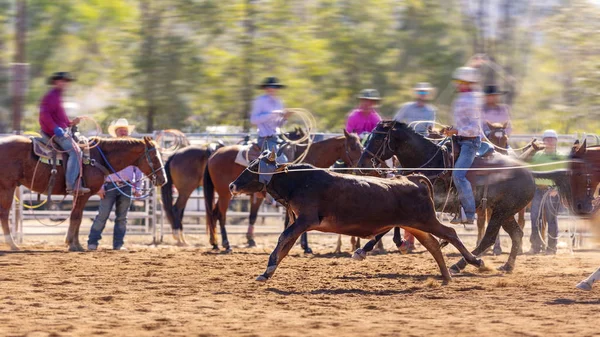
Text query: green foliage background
0 0 599 135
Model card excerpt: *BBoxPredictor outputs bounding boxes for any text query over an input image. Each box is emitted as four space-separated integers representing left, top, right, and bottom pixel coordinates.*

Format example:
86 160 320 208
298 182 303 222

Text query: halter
360 126 395 175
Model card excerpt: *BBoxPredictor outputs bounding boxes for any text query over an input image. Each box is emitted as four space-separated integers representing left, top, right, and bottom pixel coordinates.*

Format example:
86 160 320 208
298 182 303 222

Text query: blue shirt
393 102 436 135
250 94 285 137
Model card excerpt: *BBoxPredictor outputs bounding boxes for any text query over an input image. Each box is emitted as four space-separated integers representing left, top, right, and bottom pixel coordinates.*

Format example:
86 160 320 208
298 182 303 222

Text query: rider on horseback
250 77 293 161
39 72 90 195
448 67 482 225
345 89 383 136
481 84 512 138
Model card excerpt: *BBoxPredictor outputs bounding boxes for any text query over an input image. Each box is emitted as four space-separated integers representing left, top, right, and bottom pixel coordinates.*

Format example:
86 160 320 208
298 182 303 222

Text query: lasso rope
280 108 317 165
155 129 189 155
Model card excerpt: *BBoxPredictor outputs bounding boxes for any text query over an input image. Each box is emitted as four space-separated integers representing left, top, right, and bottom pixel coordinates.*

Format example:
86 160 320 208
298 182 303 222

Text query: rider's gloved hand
53 127 65 137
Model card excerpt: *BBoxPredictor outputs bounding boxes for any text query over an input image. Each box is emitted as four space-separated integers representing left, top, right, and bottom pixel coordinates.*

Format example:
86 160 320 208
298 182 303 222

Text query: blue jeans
452 137 481 218
530 187 560 252
88 184 132 248
53 134 81 191
257 135 288 162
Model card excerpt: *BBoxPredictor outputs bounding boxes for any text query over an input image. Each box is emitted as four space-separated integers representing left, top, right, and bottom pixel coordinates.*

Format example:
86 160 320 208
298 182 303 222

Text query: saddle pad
234 144 262 167
31 137 62 165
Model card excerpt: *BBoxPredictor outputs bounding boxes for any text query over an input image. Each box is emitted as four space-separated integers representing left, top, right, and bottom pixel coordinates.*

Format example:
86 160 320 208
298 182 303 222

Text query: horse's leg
173 189 192 246
476 208 485 247
404 227 452 284
334 234 342 254
492 209 503 256
217 195 231 252
517 207 526 254
350 236 358 250
392 227 404 251
66 198 88 252
374 236 385 253
450 214 502 273
576 267 600 291
0 189 19 250
353 229 391 260
256 216 314 282
497 217 523 273
247 195 263 247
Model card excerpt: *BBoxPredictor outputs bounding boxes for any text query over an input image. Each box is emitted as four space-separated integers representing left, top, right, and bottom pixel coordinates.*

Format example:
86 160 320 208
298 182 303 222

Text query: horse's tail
161 155 179 230
203 166 218 244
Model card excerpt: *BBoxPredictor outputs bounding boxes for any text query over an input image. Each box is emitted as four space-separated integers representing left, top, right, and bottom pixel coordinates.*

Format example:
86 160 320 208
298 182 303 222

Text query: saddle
31 136 65 166
235 143 263 167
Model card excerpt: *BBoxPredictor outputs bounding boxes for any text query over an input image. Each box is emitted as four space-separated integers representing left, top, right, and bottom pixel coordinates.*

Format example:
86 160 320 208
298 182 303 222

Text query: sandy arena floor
1 234 599 337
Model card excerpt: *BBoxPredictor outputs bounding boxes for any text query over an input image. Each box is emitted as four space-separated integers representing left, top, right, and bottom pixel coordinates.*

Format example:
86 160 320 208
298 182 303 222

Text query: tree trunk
12 0 27 135
241 0 257 132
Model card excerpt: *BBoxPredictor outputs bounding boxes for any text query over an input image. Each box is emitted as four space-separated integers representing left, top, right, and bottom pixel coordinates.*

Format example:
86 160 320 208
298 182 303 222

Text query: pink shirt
345 108 382 134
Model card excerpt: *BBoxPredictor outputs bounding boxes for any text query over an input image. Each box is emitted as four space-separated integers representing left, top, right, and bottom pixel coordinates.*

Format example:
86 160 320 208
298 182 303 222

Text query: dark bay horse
160 142 224 246
229 153 484 284
483 121 544 254
357 121 535 273
204 131 363 252
0 136 166 251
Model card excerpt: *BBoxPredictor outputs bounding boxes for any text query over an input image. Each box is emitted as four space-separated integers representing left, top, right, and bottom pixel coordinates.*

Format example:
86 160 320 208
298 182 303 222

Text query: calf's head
229 149 283 196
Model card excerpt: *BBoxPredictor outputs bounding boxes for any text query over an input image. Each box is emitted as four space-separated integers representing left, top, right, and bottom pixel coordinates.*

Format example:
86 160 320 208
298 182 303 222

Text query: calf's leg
403 227 452 284
256 216 314 282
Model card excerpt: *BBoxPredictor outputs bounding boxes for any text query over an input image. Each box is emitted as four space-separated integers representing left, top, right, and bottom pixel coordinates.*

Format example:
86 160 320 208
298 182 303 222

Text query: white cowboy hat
452 67 479 83
542 129 558 140
108 118 136 137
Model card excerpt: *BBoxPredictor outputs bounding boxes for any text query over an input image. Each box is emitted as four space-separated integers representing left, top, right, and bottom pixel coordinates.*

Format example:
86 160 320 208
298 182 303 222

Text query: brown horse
204 130 363 252
0 136 166 251
161 143 226 246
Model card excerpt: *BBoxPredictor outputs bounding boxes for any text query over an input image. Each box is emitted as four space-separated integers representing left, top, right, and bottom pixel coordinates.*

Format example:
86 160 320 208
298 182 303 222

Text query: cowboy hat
47 72 76 85
108 118 136 137
258 77 286 89
484 85 507 95
357 89 381 101
452 67 479 83
413 82 435 91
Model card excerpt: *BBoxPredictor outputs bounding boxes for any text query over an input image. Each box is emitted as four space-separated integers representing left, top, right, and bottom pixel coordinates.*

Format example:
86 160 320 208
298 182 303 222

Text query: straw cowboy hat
452 67 479 83
413 82 436 99
108 118 136 137
357 89 382 101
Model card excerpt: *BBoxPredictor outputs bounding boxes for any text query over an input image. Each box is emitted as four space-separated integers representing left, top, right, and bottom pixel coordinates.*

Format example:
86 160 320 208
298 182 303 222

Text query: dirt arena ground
1 234 599 337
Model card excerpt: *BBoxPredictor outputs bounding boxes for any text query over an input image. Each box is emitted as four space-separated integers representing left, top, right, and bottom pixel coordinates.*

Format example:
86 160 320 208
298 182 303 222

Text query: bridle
143 145 164 186
361 127 395 173
343 138 363 168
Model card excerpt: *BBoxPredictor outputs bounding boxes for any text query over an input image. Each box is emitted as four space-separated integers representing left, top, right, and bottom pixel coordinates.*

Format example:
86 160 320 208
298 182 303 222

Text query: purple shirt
345 108 382 134
39 88 71 136
452 91 482 137
250 94 285 137
105 166 144 190
482 104 512 136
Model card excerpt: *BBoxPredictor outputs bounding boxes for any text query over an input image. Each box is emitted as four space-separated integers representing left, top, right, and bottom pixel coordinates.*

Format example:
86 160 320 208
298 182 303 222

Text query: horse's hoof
493 248 502 256
303 248 313 255
212 245 219 251
439 239 449 249
497 264 513 273
333 249 342 254
576 281 593 291
352 249 366 261
256 275 268 282
442 278 451 285
247 239 257 248
477 259 485 268
224 247 233 254
68 244 85 252
175 241 188 247
449 265 462 275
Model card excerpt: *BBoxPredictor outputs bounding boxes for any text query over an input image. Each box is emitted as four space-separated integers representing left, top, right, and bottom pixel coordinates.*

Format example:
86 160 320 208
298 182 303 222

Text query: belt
457 136 478 141
105 181 132 187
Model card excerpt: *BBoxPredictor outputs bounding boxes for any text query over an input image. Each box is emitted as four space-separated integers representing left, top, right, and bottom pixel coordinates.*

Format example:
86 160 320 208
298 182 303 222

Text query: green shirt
529 151 567 186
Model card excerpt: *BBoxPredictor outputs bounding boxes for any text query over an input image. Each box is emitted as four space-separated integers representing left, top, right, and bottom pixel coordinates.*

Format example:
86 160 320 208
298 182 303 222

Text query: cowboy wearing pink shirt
345 89 383 135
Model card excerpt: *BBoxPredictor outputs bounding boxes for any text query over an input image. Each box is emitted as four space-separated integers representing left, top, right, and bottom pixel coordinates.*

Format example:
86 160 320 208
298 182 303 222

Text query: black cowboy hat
484 85 507 95
47 72 76 85
258 77 286 89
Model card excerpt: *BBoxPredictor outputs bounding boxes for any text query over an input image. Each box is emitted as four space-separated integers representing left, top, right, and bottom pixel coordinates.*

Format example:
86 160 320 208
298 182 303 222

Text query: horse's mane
90 137 149 152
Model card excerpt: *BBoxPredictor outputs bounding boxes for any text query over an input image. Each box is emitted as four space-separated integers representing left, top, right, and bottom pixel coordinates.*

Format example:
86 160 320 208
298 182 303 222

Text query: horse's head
356 120 402 172
569 139 598 215
136 136 168 187
342 129 363 167
230 149 284 195
486 121 509 148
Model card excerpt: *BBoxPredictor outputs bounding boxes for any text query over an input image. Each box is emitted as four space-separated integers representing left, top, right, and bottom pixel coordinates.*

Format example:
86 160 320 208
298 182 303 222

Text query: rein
95 143 164 200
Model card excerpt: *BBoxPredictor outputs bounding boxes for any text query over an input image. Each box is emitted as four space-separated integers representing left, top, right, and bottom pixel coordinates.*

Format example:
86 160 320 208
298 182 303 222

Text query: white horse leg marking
576 267 600 291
